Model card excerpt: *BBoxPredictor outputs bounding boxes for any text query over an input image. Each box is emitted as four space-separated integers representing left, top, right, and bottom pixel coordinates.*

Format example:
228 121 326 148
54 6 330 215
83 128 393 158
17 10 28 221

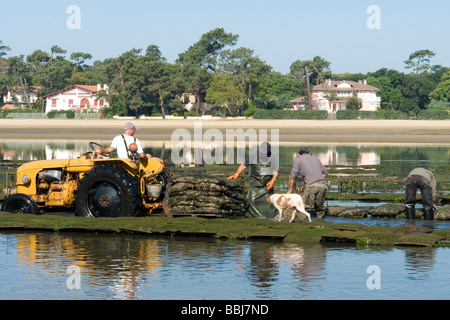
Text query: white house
2 86 42 107
291 80 381 113
42 84 109 113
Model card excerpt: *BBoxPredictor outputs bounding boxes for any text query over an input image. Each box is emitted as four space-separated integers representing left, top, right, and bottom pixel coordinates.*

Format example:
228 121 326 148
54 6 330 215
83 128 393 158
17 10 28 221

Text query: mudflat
0 118 449 144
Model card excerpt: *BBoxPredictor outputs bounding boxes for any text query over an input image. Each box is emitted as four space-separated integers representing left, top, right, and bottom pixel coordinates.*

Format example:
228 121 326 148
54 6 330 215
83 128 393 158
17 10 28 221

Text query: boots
421 188 434 221
423 207 434 221
405 206 416 219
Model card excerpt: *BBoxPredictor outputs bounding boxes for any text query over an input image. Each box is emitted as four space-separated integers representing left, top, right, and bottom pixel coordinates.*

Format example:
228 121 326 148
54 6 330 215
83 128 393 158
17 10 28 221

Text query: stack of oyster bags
167 175 247 218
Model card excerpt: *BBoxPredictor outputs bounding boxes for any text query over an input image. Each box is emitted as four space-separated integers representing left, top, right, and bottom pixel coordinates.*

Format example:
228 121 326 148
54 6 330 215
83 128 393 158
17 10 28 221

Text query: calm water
0 231 449 300
2 139 450 192
0 140 449 300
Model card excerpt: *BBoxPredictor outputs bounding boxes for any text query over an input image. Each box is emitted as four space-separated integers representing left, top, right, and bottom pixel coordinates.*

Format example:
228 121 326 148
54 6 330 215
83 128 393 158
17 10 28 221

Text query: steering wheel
86 142 108 159
89 142 103 151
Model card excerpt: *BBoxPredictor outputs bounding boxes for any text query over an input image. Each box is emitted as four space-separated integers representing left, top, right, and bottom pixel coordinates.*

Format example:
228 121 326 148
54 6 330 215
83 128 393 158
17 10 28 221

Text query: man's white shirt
110 134 144 159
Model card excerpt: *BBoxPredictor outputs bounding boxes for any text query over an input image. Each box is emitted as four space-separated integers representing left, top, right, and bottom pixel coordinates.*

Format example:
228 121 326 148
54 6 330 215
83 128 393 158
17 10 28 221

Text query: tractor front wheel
74 165 140 218
1 194 39 215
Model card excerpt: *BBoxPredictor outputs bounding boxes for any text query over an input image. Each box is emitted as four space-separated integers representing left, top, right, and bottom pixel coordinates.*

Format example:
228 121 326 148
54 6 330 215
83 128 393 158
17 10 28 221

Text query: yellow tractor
1 142 169 217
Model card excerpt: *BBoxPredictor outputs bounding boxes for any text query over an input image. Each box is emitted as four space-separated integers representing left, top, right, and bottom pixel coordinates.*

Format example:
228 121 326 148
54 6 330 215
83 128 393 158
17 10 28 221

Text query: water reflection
0 140 91 161
3 231 330 299
403 247 436 281
318 146 380 166
2 231 448 300
11 232 162 299
1 139 448 170
1 139 449 204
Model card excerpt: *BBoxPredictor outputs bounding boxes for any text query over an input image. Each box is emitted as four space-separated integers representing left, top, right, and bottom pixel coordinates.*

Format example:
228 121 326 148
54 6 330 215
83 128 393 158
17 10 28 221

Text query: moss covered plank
1 212 449 248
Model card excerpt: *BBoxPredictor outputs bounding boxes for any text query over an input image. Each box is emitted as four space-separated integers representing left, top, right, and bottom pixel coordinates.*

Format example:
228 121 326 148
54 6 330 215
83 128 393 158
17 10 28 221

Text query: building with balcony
291 80 381 113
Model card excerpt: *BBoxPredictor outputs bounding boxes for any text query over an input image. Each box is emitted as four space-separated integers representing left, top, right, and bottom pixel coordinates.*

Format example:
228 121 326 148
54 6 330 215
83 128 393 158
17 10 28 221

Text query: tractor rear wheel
1 193 39 215
74 165 141 218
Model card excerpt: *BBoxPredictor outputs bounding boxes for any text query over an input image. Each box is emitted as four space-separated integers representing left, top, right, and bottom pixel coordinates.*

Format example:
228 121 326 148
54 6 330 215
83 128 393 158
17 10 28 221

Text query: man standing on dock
405 167 437 220
227 142 279 219
288 147 328 219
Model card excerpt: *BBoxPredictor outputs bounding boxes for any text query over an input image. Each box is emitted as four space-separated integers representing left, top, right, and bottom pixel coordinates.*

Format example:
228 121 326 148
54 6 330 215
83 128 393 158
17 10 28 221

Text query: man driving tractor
94 122 152 160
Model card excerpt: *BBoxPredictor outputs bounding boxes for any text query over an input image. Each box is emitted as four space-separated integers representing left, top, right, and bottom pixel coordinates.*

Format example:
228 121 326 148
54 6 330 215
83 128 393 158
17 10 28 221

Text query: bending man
405 167 437 220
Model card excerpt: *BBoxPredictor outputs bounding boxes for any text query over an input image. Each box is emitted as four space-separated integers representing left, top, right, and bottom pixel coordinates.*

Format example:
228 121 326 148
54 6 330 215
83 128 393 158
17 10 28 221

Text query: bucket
146 184 163 198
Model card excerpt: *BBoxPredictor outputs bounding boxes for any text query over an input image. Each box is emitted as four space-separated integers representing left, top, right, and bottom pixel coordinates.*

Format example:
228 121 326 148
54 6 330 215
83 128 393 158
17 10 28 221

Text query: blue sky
2 0 449 75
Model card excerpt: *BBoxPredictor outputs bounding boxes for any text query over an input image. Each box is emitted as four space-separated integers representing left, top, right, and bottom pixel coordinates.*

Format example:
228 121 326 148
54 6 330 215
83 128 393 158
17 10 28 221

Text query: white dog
267 194 311 223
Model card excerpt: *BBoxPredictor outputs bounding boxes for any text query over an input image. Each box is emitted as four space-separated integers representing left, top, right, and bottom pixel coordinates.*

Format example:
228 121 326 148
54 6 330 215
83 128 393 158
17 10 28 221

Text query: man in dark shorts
405 168 437 220
288 147 328 218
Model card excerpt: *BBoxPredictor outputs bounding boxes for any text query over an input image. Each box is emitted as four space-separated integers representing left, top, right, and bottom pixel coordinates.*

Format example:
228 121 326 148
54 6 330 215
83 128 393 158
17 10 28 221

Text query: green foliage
336 109 448 120
1 38 449 119
345 92 362 110
205 74 246 114
289 56 331 84
109 94 128 116
427 100 450 111
46 110 76 119
367 76 403 110
404 49 436 75
65 110 75 119
336 110 359 119
429 71 450 101
243 102 256 117
417 109 450 119
0 107 33 118
400 98 420 116
253 109 328 119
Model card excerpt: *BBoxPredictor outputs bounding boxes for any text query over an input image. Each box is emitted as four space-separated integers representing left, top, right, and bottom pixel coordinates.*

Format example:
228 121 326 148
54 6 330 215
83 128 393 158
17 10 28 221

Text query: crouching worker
405 168 437 220
227 142 279 219
288 147 328 219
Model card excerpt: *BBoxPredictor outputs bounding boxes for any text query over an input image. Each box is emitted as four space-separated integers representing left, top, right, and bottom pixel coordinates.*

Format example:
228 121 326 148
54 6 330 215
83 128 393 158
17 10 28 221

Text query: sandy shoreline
0 118 449 144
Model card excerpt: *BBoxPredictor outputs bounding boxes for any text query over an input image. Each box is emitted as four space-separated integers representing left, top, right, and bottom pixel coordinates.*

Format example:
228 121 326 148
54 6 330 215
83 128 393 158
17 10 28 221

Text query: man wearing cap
405 167 437 220
95 122 152 160
288 147 328 218
227 142 280 219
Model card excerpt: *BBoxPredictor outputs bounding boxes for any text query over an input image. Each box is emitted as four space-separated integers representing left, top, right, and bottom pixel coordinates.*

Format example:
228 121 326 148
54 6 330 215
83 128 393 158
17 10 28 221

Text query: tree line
1 28 449 118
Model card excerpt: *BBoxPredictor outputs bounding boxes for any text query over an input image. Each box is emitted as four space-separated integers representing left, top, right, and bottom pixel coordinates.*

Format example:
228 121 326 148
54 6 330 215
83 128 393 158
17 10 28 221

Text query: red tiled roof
42 85 100 98
0 104 26 110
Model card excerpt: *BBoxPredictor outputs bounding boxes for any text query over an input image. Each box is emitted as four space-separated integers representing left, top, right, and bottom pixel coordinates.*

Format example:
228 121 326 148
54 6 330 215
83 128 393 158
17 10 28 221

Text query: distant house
182 93 215 114
42 84 109 113
290 96 308 110
290 80 381 113
2 86 42 107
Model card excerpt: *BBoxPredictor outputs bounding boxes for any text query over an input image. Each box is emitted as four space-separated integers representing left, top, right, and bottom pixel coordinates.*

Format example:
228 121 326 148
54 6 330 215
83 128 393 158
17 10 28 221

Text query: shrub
47 110 59 119
252 109 328 119
379 110 409 119
336 110 412 120
417 110 449 119
336 110 359 119
65 110 75 119
244 102 256 117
